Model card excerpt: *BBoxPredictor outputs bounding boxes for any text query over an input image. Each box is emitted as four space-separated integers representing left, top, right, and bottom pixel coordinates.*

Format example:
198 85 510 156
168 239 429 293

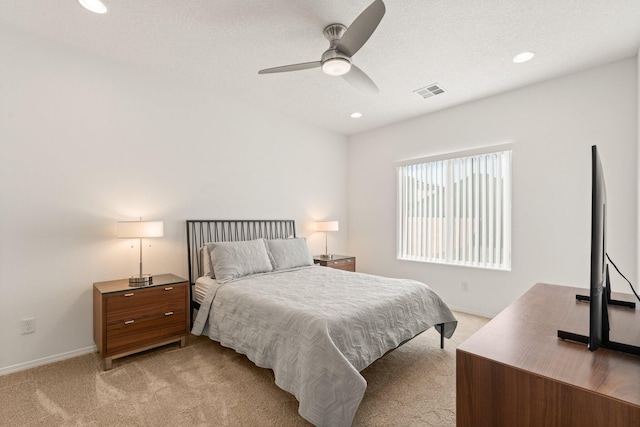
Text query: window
397 146 512 270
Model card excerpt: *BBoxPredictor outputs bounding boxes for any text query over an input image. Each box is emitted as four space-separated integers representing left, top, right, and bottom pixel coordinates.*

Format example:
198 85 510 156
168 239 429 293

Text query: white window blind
397 148 511 270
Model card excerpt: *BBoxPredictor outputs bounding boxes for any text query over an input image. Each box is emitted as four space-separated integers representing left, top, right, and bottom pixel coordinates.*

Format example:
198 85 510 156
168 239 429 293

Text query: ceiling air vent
413 83 445 99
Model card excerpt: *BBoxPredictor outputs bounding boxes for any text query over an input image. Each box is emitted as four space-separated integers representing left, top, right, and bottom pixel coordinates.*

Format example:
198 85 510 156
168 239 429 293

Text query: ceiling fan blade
335 0 385 57
342 64 379 93
258 61 322 74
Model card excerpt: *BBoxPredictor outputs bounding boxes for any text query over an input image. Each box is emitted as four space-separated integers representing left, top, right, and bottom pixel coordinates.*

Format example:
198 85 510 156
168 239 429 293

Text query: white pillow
266 238 314 270
199 246 212 277
209 239 273 283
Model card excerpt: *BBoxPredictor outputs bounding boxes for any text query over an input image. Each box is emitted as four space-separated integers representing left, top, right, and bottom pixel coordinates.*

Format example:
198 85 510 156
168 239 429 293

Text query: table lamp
117 219 164 286
315 220 339 259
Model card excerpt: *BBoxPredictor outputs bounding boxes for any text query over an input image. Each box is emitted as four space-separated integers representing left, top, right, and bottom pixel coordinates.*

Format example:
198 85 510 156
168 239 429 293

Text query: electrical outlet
461 281 470 292
21 318 35 334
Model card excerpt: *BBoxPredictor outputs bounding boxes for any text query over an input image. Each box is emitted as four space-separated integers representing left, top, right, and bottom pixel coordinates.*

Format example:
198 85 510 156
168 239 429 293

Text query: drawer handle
164 287 173 291
124 293 135 297
124 320 135 325
347 259 352 263
165 312 174 316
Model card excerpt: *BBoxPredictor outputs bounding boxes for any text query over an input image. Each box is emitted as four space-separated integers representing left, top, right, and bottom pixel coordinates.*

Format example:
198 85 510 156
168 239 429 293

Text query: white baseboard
0 345 97 376
449 305 495 319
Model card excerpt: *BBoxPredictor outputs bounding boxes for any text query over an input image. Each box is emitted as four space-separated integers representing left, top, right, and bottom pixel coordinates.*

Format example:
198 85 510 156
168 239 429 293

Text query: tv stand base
575 293 636 309
558 292 640 356
557 329 640 356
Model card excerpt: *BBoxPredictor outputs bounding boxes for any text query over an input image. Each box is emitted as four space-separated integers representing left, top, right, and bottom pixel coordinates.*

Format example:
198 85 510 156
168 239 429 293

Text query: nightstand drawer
105 284 186 325
106 310 186 356
326 259 354 270
314 255 356 272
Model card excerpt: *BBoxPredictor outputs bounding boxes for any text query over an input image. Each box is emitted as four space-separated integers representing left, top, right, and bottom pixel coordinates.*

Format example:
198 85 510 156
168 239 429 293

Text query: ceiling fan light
322 58 351 76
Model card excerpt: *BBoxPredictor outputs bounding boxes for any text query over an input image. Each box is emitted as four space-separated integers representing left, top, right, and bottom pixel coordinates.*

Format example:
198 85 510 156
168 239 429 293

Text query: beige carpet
0 311 488 427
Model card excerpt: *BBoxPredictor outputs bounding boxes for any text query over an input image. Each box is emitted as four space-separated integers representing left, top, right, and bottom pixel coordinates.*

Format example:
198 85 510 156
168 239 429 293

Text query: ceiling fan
258 0 386 93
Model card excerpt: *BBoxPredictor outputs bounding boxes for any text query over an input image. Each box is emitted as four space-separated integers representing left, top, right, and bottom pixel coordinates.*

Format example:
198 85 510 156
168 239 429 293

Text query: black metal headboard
186 219 296 286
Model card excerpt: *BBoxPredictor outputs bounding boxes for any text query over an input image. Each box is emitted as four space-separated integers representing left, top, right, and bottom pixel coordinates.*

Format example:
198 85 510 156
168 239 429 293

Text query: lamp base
129 274 153 287
317 254 334 260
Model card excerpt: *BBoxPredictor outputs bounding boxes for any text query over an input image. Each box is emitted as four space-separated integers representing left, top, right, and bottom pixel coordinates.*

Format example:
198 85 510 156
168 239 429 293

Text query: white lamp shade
117 221 164 238
315 221 339 232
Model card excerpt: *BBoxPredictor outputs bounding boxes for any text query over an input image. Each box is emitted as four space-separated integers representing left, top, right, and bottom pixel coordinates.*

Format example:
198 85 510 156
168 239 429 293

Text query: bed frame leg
438 323 444 349
190 305 194 329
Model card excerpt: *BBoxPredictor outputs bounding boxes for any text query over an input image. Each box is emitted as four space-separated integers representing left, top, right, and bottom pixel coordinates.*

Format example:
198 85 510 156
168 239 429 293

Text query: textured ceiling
1 0 640 136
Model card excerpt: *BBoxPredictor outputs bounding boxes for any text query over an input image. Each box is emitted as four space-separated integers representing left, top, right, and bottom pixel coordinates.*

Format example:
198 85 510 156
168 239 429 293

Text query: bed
187 220 457 427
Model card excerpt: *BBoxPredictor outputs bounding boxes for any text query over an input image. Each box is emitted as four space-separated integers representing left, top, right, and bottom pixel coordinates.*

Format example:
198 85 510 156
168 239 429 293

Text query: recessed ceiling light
513 51 535 63
350 112 362 119
79 0 108 14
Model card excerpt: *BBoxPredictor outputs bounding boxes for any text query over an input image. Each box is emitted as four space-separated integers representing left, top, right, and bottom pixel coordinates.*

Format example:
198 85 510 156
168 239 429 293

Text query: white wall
348 58 638 317
0 27 349 372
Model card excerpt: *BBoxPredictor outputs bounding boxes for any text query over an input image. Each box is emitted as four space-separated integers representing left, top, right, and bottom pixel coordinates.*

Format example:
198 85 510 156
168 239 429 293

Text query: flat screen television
557 145 639 356
588 143 607 350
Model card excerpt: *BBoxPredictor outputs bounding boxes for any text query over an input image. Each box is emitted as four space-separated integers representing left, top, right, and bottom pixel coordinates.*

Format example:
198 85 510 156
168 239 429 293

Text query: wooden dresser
313 255 356 272
93 274 190 370
457 283 640 427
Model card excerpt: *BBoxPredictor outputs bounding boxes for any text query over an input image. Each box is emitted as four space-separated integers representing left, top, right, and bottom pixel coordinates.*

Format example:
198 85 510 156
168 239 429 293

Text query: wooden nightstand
93 274 190 370
313 255 356 272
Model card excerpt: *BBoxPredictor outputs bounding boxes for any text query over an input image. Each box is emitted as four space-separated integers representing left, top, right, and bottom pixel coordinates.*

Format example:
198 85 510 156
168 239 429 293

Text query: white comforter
191 266 457 427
